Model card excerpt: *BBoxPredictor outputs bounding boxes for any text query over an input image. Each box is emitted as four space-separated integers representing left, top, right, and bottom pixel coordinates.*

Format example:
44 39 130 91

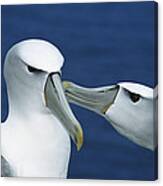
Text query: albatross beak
44 74 83 151
63 81 119 116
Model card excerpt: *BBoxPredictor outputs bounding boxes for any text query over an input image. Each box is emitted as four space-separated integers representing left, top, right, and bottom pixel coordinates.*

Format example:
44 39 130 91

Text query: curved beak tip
45 75 84 152
75 125 84 151
63 81 72 89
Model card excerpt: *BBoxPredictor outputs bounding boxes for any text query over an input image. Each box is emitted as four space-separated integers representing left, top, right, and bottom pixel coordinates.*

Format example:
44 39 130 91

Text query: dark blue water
1 2 157 180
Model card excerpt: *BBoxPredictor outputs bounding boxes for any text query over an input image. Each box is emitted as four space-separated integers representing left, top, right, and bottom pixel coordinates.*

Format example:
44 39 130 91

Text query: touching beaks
63 81 119 116
44 74 83 151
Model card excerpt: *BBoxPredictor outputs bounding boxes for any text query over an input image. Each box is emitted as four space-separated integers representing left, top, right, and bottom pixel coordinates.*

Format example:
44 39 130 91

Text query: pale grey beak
44 74 83 151
63 81 119 116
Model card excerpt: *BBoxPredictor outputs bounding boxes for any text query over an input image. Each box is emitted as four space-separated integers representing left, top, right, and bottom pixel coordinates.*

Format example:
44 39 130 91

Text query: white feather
2 39 71 178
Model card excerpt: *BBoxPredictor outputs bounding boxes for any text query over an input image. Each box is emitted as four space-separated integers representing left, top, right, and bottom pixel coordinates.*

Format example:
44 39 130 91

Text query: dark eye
27 65 43 73
128 91 141 103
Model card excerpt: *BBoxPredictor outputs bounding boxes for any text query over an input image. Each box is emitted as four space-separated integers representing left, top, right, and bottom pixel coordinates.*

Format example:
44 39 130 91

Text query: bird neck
7 82 48 119
3 79 71 178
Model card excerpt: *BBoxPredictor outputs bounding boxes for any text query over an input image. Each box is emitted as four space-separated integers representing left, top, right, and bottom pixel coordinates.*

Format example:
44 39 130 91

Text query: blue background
1 2 157 180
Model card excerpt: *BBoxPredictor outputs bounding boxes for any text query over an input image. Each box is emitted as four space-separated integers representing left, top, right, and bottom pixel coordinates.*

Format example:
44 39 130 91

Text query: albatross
1 39 83 177
63 81 157 151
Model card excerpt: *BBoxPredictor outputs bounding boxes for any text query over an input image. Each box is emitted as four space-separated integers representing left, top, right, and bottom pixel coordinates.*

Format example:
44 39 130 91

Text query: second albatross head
4 39 83 150
63 81 157 151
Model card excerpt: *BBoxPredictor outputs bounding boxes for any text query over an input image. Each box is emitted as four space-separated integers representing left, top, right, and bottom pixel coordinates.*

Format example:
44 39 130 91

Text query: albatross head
63 81 157 150
4 39 83 151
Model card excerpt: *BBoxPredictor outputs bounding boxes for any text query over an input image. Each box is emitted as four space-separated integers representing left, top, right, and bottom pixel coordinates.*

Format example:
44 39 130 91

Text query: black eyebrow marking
124 89 141 103
27 65 44 73
18 58 44 73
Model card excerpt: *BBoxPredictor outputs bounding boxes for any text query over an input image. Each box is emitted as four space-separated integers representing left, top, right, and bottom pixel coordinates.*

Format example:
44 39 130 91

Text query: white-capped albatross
1 39 83 177
63 81 157 151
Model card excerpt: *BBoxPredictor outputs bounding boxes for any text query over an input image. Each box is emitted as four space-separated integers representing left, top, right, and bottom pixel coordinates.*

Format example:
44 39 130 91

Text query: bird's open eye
128 91 141 103
27 65 43 73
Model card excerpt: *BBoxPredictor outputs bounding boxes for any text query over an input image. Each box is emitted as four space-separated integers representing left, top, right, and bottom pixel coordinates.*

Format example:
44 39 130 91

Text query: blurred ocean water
1 2 157 180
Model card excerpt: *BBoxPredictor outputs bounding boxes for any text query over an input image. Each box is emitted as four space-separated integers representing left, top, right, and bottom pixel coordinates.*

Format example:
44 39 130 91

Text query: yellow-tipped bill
44 74 83 151
63 81 119 116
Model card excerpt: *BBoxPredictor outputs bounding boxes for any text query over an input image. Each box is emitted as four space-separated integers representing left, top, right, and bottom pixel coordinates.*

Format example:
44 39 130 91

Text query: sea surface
1 2 157 180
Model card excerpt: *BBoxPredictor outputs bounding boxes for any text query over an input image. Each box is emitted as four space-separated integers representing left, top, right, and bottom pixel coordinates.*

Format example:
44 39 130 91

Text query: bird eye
128 91 141 103
27 65 43 73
